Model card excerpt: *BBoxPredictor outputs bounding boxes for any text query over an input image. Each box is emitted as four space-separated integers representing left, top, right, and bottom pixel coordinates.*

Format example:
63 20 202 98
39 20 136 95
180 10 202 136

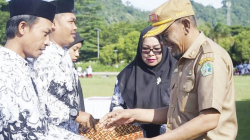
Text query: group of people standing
77 66 92 78
0 0 238 140
104 0 238 140
234 62 250 75
0 0 93 139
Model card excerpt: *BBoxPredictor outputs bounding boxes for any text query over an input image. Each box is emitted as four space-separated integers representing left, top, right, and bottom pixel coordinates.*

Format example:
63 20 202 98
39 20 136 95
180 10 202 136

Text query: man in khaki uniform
99 0 238 139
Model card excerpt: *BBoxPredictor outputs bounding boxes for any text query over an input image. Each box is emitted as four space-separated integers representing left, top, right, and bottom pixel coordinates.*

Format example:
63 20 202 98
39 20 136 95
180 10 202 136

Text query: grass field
76 62 127 72
234 76 250 140
80 76 117 97
80 76 250 140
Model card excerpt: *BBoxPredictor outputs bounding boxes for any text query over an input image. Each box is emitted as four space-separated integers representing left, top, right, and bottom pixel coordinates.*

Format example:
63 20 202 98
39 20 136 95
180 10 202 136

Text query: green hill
98 0 150 23
98 0 250 26
192 0 250 26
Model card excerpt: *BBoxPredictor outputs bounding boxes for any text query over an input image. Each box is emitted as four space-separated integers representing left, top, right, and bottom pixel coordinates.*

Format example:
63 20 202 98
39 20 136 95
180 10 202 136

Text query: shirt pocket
169 72 178 106
178 69 197 113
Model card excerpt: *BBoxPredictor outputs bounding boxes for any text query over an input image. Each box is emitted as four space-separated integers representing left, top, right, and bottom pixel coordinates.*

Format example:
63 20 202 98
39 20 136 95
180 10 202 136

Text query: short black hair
176 15 197 27
6 15 38 39
54 13 64 20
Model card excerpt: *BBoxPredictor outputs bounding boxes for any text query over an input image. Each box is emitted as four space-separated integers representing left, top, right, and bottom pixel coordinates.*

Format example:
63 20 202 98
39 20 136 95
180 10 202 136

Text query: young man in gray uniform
29 0 96 135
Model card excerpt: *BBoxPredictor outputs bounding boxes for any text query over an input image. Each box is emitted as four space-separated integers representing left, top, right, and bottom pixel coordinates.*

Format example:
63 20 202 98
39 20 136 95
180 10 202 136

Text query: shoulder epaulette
202 41 213 54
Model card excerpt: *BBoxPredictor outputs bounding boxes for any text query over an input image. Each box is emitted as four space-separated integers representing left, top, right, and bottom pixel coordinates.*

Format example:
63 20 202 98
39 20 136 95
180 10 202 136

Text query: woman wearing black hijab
109 26 176 138
68 32 85 112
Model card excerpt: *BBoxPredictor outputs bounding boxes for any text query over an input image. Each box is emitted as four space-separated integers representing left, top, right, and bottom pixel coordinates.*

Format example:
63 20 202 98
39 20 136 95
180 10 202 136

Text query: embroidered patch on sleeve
199 57 214 66
201 62 213 77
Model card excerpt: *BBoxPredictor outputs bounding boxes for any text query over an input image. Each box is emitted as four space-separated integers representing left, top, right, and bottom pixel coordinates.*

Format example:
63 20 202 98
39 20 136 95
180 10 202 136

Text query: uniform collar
0 47 28 69
50 41 66 56
182 32 207 59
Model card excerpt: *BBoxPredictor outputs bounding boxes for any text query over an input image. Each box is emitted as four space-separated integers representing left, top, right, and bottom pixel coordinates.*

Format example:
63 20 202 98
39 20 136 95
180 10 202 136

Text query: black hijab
70 32 85 111
117 26 176 109
69 32 84 48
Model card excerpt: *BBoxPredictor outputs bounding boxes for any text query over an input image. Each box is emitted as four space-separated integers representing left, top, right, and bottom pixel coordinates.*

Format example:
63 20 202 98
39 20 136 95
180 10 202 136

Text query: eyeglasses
141 47 162 54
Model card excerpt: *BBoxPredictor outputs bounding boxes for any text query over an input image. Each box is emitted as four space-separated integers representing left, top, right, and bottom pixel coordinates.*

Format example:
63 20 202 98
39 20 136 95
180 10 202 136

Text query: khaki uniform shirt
166 32 238 140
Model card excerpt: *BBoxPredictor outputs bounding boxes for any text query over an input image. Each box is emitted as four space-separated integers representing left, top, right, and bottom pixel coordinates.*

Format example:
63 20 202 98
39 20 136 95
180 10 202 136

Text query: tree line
98 21 250 66
0 0 249 65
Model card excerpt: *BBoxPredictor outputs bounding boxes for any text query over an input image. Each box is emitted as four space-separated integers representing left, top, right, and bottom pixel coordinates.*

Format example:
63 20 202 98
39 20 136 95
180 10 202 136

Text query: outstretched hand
99 109 135 130
75 111 97 131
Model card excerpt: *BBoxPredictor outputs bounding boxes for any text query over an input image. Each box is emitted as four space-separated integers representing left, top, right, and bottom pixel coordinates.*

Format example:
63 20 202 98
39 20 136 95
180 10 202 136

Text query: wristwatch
70 109 79 120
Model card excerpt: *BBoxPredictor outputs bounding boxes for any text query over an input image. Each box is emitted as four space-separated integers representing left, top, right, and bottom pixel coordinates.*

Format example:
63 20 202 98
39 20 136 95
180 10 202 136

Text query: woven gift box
79 122 143 140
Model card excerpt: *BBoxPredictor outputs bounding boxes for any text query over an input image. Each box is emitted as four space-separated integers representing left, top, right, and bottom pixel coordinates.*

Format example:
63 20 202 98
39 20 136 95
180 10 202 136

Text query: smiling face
161 22 185 60
141 36 162 67
52 13 77 47
22 17 52 58
68 42 82 62
160 17 196 60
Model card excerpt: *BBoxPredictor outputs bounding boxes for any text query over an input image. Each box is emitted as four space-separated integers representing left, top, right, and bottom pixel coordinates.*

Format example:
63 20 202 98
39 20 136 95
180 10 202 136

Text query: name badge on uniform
201 62 213 77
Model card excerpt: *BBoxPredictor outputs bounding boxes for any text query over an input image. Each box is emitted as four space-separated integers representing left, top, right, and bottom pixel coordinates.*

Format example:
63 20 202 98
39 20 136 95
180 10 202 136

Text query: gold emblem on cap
152 18 173 27
143 24 169 38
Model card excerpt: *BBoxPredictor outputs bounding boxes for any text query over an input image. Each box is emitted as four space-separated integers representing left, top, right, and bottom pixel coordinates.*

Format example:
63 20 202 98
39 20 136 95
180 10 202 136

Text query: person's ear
182 18 191 35
51 20 56 32
17 21 28 36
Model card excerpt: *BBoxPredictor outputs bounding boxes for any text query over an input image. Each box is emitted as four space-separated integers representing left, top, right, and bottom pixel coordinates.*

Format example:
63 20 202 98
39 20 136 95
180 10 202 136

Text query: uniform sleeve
196 53 230 113
109 79 127 112
0 86 18 138
47 124 83 140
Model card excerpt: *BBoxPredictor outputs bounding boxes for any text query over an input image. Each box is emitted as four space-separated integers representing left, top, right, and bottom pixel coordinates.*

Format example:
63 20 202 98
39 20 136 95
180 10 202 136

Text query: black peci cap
51 0 74 14
9 0 56 22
